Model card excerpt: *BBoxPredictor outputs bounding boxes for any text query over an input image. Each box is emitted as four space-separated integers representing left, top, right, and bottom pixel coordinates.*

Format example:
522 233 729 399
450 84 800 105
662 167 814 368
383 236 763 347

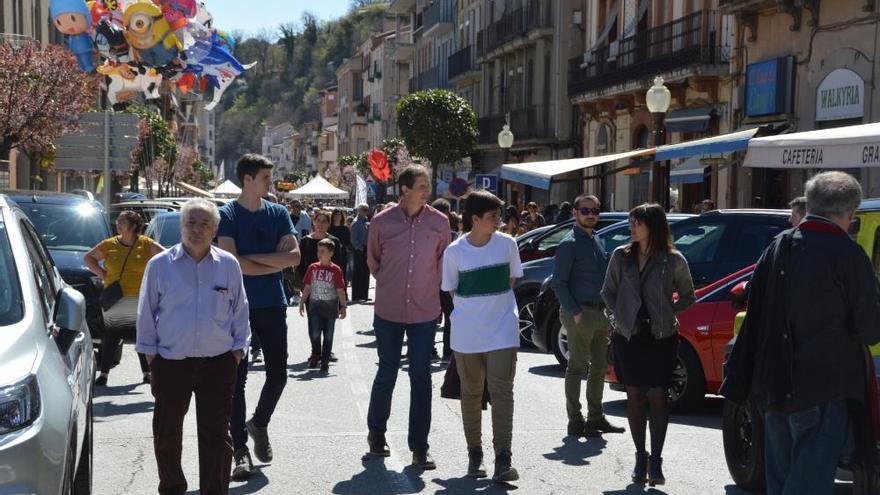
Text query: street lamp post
646 76 671 210
498 112 514 201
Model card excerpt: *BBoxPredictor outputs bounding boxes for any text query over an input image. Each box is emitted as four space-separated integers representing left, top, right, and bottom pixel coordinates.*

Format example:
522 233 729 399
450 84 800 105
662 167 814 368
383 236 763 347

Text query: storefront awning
669 156 706 184
655 128 759 161
744 122 880 168
501 149 653 190
666 106 714 133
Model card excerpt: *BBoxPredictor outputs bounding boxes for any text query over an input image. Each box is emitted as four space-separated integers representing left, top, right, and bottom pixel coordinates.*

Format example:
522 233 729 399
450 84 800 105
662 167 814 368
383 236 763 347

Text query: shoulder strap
117 237 136 278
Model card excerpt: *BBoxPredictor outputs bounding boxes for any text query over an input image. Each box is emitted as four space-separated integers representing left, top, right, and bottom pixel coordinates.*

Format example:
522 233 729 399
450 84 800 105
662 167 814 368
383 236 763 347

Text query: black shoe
95 375 108 386
567 418 600 438
307 354 320 369
320 359 329 372
232 449 254 481
329 352 338 363
412 449 436 470
142 373 151 385
492 450 519 483
246 418 273 463
430 349 441 362
252 349 263 363
632 451 649 483
648 455 665 486
467 447 487 478
586 416 626 434
367 431 390 457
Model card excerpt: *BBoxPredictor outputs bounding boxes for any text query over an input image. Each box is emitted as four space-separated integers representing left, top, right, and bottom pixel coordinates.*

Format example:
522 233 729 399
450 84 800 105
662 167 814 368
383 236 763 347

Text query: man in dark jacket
721 171 880 494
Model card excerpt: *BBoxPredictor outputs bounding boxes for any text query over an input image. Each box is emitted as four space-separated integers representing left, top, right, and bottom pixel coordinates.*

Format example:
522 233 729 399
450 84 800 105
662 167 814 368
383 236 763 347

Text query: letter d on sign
481 177 491 189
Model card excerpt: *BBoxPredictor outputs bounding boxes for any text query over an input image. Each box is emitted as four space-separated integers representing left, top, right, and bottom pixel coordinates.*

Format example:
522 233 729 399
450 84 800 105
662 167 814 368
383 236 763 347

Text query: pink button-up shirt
367 203 451 324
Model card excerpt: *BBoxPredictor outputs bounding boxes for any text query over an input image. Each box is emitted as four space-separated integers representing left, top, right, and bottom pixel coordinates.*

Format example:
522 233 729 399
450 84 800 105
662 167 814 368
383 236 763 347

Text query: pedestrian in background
601 203 695 487
520 202 545 232
556 201 573 223
299 238 347 371
350 204 371 302
721 172 880 494
85 210 164 386
501 206 521 236
442 190 523 482
218 154 300 481
365 165 450 469
788 196 806 227
137 199 250 495
288 199 313 240
329 208 351 298
551 195 625 438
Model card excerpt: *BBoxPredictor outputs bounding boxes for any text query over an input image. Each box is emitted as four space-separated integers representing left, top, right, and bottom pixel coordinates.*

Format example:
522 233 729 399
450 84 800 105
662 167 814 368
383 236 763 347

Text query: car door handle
696 325 710 333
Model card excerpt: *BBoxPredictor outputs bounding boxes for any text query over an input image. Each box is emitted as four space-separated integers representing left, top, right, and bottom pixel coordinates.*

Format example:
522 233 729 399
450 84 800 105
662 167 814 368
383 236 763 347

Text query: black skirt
612 328 679 389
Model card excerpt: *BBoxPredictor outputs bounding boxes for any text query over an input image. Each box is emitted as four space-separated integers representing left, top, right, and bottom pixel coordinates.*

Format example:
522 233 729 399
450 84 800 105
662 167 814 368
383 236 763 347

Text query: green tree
396 89 477 188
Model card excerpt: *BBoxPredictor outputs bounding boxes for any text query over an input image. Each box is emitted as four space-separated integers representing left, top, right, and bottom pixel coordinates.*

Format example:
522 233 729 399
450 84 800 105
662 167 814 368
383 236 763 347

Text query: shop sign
816 68 864 121
745 57 795 117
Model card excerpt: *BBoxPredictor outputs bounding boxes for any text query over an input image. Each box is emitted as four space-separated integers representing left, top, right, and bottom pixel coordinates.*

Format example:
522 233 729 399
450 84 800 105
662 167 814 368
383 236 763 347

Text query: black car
532 209 791 366
5 191 112 343
518 213 630 263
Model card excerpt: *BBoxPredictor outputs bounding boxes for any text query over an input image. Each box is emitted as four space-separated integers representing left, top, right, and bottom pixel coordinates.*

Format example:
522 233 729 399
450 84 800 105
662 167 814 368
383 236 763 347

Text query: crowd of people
85 153 880 494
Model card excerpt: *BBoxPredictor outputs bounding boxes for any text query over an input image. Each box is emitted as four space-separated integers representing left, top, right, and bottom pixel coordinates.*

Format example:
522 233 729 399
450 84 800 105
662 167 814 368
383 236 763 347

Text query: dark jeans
307 310 337 359
100 325 149 374
150 352 238 495
352 249 370 301
230 307 288 451
764 398 849 495
439 290 453 357
367 315 435 452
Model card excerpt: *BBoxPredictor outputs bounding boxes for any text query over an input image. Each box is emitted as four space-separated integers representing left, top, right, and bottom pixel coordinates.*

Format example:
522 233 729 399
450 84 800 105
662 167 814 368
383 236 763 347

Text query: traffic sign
448 177 469 197
475 174 498 193
55 112 140 171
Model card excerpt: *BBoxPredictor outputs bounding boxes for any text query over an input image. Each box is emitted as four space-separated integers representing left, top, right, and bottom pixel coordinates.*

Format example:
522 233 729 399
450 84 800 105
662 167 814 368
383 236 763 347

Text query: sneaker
412 449 436 470
246 418 273 463
307 354 320 369
95 374 108 386
329 352 338 363
586 416 626 434
467 447 487 478
367 431 390 457
252 349 263 363
232 449 254 481
492 450 519 483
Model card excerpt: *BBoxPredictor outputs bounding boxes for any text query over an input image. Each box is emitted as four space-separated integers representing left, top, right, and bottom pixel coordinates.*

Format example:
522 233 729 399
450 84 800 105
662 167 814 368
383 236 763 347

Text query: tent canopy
289 174 349 199
501 149 653 190
744 122 880 169
211 180 242 196
655 128 758 161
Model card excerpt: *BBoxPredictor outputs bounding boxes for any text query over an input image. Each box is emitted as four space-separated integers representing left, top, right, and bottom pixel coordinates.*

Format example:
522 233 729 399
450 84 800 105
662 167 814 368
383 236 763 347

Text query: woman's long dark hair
625 203 673 257
330 209 345 227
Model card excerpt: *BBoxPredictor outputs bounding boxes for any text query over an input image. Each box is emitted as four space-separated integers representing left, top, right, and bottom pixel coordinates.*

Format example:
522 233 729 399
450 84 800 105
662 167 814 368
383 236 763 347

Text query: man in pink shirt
365 165 450 469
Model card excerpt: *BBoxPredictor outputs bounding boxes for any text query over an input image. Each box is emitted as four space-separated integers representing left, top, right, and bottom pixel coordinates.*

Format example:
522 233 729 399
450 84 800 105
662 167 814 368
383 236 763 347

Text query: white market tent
211 180 242 197
288 174 349 199
744 122 880 169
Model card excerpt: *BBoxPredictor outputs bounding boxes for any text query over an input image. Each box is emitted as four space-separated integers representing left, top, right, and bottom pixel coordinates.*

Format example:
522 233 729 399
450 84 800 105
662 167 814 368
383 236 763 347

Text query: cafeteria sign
816 68 864 122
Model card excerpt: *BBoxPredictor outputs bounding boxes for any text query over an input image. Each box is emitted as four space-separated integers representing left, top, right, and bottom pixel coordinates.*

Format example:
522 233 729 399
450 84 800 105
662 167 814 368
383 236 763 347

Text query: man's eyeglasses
579 207 601 217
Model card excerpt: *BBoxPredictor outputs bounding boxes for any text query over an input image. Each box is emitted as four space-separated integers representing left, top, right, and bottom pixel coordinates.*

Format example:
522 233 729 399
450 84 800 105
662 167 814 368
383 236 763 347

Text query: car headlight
0 376 41 435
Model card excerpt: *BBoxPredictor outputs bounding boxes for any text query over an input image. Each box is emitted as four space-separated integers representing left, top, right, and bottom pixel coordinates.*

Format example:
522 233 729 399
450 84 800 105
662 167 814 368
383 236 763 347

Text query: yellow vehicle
723 199 880 494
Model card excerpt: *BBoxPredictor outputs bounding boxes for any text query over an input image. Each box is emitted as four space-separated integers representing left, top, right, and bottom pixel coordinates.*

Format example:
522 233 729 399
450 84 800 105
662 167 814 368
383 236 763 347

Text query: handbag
100 239 135 311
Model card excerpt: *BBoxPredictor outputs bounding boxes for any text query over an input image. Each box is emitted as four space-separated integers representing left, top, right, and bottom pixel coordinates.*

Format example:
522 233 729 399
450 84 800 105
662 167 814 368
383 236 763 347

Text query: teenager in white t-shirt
441 190 524 483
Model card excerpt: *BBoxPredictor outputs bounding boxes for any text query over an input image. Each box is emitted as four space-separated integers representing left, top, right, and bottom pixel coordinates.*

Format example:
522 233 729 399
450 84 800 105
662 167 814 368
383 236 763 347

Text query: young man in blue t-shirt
218 154 300 481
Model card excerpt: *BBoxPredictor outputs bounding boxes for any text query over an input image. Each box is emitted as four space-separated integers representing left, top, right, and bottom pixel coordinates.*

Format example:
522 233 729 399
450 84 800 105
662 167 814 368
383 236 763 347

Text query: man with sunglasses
551 194 625 438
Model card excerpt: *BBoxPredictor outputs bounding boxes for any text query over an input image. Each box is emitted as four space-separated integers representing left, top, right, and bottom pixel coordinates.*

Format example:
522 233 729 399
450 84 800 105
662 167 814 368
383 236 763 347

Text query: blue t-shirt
218 200 295 308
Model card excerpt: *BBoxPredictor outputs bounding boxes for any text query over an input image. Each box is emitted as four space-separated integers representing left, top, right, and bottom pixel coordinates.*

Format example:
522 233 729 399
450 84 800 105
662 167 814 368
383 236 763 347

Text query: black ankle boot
632 451 648 483
467 447 486 478
367 431 390 457
648 455 665 486
492 450 519 483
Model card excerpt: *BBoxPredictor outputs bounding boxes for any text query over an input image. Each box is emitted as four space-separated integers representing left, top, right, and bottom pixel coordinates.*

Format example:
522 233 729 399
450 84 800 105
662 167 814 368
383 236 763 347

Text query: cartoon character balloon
98 61 162 105
90 1 130 62
160 0 198 31
123 0 182 68
50 0 96 72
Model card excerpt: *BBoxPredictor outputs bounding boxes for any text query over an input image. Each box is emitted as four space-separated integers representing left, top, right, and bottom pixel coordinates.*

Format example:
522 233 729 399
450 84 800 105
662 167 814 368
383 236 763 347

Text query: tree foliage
396 90 477 185
0 42 94 159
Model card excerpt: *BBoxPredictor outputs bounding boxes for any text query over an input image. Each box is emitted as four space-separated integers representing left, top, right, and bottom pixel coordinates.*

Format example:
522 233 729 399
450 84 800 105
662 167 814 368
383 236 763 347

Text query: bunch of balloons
50 0 255 110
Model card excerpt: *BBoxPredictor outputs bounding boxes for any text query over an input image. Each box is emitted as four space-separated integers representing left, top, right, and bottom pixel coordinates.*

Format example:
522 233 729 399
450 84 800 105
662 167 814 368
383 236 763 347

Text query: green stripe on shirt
457 263 511 298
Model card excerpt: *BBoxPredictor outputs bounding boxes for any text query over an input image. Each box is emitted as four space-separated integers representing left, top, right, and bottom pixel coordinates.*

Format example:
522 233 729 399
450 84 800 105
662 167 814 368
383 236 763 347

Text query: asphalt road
93 288 852 494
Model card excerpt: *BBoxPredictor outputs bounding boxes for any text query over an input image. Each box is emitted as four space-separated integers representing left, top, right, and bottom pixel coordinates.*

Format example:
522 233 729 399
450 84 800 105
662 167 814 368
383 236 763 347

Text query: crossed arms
218 234 301 275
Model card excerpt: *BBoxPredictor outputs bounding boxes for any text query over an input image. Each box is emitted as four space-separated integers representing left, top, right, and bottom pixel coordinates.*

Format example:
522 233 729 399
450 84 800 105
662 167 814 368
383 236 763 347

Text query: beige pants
455 347 517 452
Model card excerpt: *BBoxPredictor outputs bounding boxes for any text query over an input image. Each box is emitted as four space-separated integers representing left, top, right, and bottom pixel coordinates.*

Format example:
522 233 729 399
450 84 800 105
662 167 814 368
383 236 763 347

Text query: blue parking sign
475 174 498 193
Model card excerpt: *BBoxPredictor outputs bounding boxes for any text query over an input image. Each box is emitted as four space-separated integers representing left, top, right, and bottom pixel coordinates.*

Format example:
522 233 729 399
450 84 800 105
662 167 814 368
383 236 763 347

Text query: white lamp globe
498 124 514 149
646 76 672 114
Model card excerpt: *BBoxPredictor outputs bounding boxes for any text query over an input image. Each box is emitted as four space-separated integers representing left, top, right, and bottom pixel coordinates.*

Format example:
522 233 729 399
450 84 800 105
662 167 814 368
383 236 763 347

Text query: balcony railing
423 0 455 34
568 11 727 96
477 105 554 143
412 65 451 91
448 46 478 80
477 1 552 57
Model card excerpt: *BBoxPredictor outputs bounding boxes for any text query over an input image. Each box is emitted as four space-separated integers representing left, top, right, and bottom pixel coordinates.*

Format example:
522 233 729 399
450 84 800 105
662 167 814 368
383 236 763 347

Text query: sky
208 0 354 38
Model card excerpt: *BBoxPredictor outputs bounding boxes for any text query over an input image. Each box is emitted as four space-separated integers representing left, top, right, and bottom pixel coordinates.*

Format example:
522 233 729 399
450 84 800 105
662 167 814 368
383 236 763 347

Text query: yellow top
98 235 158 297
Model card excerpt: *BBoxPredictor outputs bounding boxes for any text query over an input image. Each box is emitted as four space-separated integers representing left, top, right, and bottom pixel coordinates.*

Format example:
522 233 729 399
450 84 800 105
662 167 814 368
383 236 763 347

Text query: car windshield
0 222 24 326
19 202 109 251
147 213 181 247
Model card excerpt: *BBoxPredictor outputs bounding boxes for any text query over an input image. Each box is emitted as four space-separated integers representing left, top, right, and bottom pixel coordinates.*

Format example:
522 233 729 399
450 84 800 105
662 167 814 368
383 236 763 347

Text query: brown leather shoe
586 416 626 434
367 431 390 457
412 449 436 470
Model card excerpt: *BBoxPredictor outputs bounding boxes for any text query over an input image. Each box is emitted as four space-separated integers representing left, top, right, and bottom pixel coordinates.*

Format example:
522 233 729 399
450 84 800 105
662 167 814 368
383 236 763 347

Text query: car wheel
73 396 93 494
722 398 765 492
668 343 706 413
515 290 538 347
551 317 569 368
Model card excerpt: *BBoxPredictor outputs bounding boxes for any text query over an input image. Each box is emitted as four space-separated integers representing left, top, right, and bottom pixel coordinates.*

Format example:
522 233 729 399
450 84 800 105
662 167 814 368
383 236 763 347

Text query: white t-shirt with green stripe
441 232 524 353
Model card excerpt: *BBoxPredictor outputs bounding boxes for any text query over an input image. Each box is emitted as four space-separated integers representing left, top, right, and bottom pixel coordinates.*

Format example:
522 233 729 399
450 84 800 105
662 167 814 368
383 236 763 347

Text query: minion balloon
50 0 96 72
123 0 182 68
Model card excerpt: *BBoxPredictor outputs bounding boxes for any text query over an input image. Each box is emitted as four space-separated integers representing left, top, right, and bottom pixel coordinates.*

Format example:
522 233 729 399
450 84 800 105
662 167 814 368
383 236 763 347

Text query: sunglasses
579 207 601 216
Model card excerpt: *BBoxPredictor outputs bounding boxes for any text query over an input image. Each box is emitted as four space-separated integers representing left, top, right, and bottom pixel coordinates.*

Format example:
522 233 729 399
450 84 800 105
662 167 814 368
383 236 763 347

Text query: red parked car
606 264 755 412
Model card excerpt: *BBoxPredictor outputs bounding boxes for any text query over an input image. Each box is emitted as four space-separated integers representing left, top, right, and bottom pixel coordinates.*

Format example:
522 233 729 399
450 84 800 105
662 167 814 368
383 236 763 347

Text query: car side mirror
730 281 748 311
54 287 85 354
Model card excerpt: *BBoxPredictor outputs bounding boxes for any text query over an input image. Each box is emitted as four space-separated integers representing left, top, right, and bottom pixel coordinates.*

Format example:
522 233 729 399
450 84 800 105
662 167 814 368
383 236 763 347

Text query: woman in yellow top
85 211 164 386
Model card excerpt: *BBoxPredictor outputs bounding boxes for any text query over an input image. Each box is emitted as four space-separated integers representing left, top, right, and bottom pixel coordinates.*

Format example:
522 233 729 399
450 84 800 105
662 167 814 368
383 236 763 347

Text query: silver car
0 195 95 494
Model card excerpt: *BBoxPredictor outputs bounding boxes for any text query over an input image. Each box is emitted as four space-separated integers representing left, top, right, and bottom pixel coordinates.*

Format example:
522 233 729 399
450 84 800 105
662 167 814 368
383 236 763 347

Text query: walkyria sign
816 68 865 122
744 122 880 169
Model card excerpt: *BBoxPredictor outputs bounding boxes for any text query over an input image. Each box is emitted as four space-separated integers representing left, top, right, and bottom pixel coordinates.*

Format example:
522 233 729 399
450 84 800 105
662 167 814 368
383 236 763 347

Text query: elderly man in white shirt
137 198 250 495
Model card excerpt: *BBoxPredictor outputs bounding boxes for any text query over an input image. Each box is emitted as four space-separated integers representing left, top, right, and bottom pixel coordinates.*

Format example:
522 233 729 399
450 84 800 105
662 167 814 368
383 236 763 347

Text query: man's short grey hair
805 171 862 219
573 194 601 209
788 196 807 217
181 198 221 225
